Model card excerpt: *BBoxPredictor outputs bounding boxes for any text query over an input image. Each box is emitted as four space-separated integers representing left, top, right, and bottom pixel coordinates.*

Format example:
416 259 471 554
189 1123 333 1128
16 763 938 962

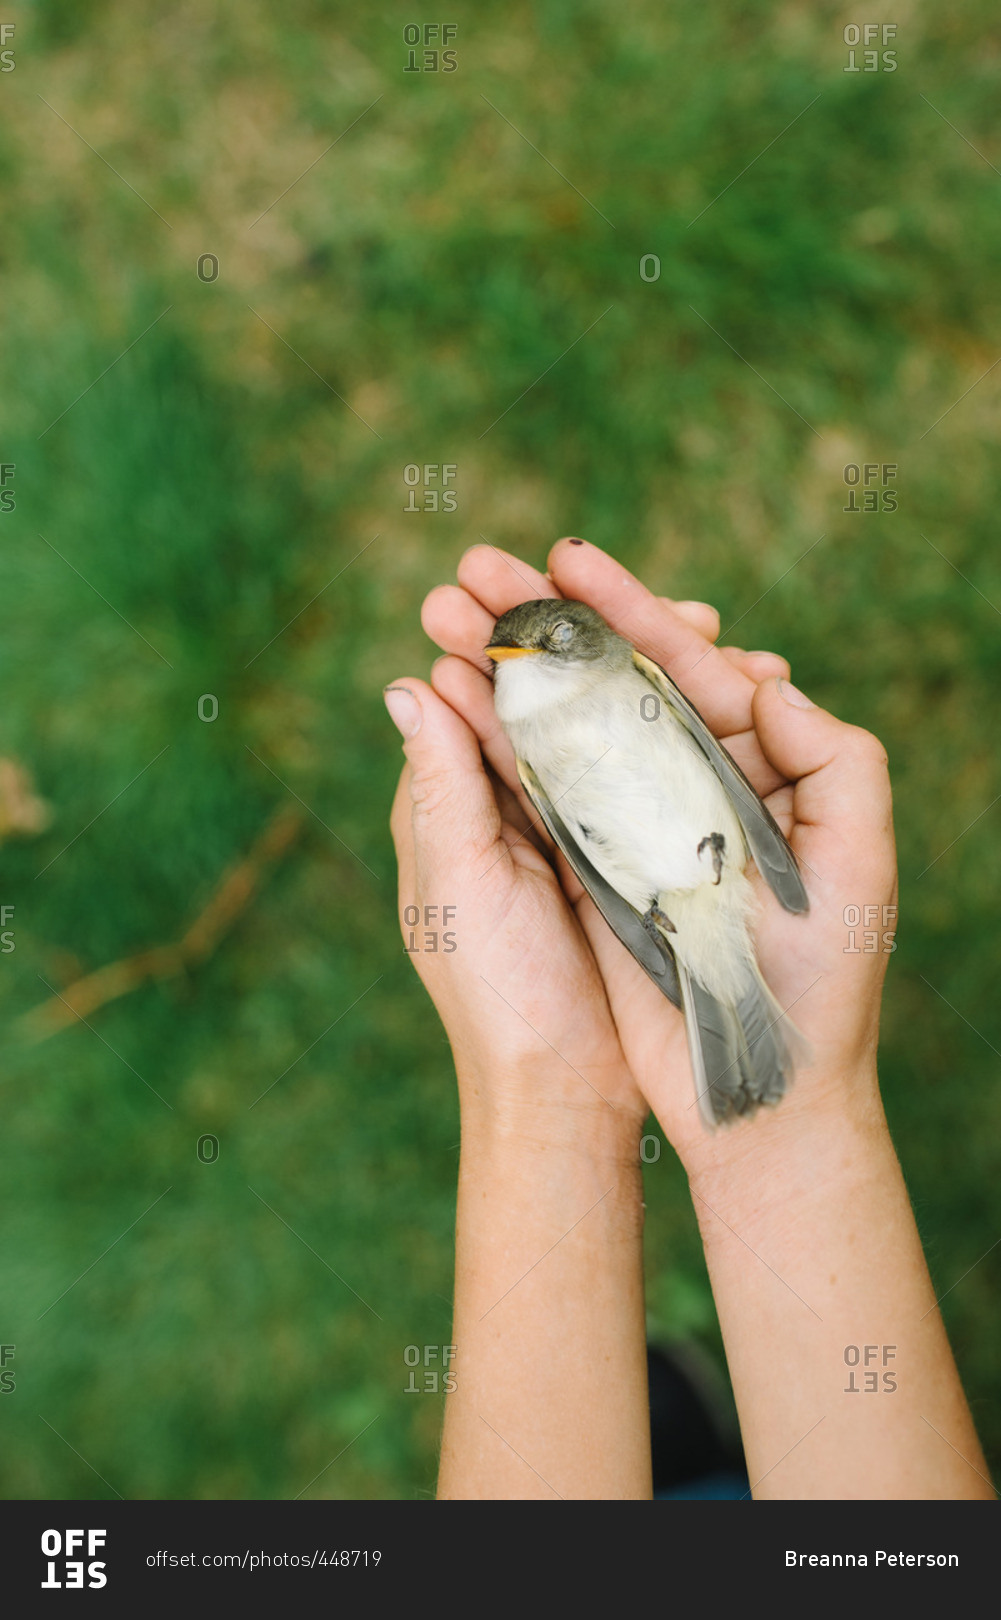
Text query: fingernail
384 685 422 737
778 677 814 709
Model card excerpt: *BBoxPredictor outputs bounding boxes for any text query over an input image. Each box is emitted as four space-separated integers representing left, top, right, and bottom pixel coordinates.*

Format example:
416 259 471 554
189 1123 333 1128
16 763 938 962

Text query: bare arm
386 677 652 1499
691 1086 992 1498
439 1096 649 1499
678 670 992 1499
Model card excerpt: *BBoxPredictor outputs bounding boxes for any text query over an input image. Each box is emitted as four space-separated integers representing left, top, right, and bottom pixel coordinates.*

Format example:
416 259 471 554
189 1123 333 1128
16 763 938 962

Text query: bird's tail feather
676 958 807 1127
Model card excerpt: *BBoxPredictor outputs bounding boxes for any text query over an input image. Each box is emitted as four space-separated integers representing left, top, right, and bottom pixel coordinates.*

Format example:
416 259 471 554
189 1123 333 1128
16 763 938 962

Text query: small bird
485 599 809 1125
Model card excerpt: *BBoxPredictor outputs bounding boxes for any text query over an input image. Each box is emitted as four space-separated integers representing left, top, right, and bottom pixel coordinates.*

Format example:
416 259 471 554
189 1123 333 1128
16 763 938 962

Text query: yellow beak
484 645 538 661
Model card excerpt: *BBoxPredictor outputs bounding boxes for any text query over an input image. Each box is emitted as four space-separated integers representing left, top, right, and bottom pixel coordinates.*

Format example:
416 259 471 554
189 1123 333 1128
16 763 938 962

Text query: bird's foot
698 833 726 885
642 901 676 938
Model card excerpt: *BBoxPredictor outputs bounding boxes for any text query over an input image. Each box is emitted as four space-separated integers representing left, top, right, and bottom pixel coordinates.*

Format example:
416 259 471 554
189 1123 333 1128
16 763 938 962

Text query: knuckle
389 796 409 848
408 766 456 818
389 769 413 842
849 726 889 769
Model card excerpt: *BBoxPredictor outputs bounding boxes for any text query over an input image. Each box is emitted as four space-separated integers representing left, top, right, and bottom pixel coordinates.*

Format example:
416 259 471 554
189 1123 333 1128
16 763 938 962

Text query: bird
484 598 809 1125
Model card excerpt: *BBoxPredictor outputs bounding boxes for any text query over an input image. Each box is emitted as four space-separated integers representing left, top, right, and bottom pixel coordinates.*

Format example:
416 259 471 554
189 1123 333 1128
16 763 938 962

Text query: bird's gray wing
632 649 809 915
515 756 682 1008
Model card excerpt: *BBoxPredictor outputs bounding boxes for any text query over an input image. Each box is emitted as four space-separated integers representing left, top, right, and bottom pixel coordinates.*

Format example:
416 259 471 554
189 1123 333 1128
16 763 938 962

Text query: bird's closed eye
547 621 574 647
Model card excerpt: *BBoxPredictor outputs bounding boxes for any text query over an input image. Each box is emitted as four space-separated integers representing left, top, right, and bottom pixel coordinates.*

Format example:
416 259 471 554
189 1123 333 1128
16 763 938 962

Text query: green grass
1 0 999 1496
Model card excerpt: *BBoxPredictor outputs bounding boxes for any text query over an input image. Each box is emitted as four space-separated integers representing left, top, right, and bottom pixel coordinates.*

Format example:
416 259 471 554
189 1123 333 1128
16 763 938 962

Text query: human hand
386 664 648 1156
416 538 898 1178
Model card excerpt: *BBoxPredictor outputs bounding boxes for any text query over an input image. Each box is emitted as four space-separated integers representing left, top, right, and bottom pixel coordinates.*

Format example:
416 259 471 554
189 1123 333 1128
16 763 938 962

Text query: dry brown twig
20 804 303 1042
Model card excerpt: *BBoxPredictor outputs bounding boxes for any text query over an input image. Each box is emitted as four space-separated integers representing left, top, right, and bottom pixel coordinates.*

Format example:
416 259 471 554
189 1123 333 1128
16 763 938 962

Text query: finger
433 551 733 702
672 600 721 641
547 537 761 740
384 678 506 890
752 677 894 849
458 541 723 645
421 584 498 675
430 654 519 786
431 655 561 840
456 543 560 613
720 646 791 682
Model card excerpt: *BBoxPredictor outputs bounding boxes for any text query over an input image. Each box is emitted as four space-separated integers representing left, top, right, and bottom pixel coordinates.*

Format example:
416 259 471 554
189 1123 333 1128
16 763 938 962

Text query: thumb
385 677 502 886
752 677 893 840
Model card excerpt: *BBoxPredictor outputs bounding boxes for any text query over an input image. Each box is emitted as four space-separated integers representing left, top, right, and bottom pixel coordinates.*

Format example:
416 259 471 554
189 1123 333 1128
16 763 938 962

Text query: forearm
687 1071 993 1499
438 1080 651 1500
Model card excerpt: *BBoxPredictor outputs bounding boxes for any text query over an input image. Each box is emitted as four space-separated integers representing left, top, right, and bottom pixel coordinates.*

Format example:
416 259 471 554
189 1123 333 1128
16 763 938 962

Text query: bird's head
485 599 623 670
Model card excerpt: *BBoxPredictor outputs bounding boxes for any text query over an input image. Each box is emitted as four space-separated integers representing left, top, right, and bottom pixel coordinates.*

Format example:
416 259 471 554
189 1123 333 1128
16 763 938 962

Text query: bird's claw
698 833 726 885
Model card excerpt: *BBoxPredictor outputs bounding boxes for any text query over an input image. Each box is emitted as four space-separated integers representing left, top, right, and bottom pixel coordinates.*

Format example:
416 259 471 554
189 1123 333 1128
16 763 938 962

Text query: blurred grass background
1 0 999 1497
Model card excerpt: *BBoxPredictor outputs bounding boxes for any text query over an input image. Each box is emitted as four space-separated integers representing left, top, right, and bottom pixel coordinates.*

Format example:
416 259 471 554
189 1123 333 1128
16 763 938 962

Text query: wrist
455 1111 647 1255
458 1092 646 1178
455 1052 647 1163
682 1056 889 1218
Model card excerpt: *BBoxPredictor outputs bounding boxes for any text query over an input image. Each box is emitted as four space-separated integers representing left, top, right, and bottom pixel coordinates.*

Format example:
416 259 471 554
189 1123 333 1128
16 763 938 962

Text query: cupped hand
387 668 649 1144
411 538 897 1171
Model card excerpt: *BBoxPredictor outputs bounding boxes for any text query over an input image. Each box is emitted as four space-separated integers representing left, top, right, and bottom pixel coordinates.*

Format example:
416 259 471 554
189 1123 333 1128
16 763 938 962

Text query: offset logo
844 1344 897 1393
403 24 458 72
404 1344 457 1392
403 463 458 512
843 24 898 72
843 462 897 513
403 904 457 953
41 1529 108 1590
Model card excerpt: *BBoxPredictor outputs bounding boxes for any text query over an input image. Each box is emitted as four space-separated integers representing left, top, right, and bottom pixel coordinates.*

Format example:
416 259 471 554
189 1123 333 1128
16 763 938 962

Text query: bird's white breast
494 657 745 908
